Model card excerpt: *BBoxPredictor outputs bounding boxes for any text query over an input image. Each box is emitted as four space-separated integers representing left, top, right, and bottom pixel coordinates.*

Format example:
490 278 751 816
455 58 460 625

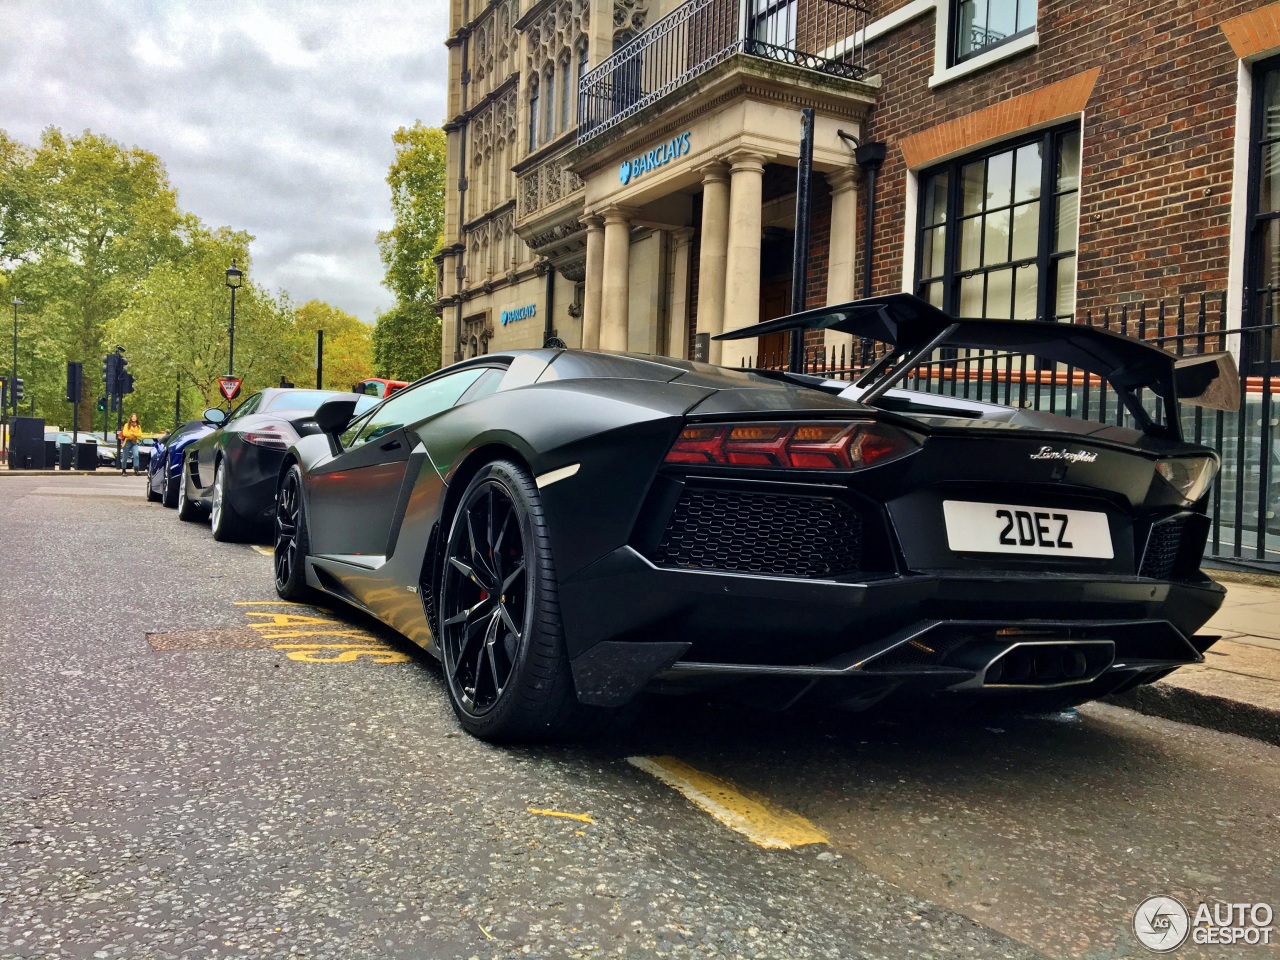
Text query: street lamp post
226 259 243 377
11 297 21 417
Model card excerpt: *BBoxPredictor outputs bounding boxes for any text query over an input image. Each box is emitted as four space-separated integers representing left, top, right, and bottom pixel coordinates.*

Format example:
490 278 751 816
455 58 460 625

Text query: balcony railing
578 0 868 144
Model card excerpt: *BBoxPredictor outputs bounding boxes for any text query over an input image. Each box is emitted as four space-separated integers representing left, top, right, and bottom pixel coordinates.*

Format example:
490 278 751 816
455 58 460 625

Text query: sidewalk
1109 569 1280 745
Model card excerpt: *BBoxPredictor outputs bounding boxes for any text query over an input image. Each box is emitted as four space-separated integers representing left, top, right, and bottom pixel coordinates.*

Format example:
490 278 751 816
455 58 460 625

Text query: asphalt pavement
1 473 1277 960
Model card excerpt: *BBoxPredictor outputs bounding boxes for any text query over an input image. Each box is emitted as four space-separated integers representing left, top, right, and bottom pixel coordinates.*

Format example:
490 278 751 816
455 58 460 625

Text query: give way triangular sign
217 376 243 401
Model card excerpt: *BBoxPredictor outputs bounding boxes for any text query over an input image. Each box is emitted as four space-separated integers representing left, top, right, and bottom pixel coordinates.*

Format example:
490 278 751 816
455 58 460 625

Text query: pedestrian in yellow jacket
118 414 143 475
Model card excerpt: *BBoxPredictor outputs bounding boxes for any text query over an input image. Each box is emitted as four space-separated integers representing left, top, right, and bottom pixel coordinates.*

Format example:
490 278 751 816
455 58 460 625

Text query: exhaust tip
983 641 1113 688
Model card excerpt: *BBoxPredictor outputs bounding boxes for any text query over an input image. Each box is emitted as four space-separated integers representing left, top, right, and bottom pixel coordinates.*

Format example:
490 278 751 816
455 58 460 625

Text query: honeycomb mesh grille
652 488 862 578
1140 517 1186 579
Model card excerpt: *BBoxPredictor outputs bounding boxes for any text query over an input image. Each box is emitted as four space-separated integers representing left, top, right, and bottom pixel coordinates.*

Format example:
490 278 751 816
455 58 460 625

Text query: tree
375 123 447 380
108 223 302 426
292 300 373 391
7 128 183 426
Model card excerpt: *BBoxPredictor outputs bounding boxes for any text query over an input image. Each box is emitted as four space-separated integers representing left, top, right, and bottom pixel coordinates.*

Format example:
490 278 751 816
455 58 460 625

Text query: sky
0 0 450 324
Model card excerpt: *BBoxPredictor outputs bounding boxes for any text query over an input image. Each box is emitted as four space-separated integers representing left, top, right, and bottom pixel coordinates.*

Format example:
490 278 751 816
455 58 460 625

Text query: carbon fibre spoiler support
715 293 1240 440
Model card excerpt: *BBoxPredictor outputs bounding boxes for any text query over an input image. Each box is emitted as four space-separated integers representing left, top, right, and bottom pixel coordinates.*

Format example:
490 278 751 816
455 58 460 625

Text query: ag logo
1133 896 1190 953
619 161 632 185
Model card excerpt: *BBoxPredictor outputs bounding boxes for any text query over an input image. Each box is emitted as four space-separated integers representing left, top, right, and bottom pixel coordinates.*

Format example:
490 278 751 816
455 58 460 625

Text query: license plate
942 500 1114 559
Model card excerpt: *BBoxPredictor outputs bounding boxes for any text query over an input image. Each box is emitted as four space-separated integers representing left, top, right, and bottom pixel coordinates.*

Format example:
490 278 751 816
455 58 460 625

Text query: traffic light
12 377 24 404
97 396 106 413
66 361 83 404
120 371 134 395
103 352 116 385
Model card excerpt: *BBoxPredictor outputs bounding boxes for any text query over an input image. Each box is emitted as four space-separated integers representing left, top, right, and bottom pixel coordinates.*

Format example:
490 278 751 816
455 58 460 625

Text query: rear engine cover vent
653 487 862 578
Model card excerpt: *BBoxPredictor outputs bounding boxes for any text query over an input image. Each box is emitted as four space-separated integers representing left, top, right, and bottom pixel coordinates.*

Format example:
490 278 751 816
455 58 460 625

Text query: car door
306 368 489 561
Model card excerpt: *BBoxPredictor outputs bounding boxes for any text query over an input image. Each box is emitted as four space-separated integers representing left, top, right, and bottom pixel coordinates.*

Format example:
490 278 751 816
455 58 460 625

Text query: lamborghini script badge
1029 445 1098 464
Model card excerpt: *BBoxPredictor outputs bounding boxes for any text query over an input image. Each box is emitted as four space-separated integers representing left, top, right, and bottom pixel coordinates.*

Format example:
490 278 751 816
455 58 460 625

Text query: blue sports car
146 419 216 507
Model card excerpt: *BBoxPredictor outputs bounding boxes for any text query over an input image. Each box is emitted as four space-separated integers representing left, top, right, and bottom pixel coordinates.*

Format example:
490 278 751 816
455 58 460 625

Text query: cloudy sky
0 0 450 323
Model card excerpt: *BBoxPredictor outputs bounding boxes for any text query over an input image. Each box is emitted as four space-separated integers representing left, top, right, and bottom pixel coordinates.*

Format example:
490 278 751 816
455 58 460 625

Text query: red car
353 378 408 399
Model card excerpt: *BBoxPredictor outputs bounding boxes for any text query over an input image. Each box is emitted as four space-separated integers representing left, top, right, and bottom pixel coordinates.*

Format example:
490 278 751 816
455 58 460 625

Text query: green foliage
375 123 446 380
0 125 368 432
292 299 374 392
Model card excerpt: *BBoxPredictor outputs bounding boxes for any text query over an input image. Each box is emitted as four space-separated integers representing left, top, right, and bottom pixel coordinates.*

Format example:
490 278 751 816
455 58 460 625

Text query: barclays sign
619 132 692 185
501 304 536 326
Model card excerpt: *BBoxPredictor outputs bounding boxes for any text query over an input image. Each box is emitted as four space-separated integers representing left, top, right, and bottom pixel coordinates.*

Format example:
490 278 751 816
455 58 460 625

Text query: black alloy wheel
274 465 311 601
437 460 579 742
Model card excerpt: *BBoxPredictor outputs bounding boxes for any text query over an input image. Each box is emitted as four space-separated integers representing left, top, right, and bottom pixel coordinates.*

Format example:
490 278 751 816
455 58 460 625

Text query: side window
457 368 505 404
348 368 487 449
227 393 262 422
951 0 1036 65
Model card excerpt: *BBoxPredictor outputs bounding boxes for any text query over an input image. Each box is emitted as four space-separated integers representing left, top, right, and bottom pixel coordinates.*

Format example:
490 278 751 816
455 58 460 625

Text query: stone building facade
440 0 1280 372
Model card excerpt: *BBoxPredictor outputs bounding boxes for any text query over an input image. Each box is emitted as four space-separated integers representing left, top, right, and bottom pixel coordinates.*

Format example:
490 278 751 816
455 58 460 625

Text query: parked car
268 294 1237 743
146 420 215 506
353 377 408 399
177 388 376 541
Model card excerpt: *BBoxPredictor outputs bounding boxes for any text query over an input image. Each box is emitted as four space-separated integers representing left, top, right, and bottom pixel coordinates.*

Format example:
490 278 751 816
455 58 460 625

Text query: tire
176 457 204 522
210 459 249 543
161 458 178 508
437 459 588 743
145 473 160 502
274 465 314 602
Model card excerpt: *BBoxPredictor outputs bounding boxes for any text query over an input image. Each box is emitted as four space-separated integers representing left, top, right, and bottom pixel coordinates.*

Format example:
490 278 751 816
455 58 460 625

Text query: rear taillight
664 421 920 470
242 423 299 450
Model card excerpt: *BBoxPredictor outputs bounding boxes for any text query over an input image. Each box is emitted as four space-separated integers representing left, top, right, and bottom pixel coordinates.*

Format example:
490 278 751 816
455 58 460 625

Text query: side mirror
1174 352 1240 412
314 397 358 436
202 407 228 425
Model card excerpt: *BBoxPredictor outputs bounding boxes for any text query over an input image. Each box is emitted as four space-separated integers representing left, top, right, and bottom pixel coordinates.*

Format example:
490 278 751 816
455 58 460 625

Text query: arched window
528 79 539 152
576 43 589 122
543 67 556 141
561 57 571 130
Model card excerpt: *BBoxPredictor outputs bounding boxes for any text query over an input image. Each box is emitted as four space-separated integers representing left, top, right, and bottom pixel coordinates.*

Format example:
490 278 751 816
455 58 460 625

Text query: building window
749 0 798 52
576 43 589 122
528 79 539 152
916 124 1080 322
1248 54 1280 369
561 58 572 130
951 0 1036 64
544 68 556 141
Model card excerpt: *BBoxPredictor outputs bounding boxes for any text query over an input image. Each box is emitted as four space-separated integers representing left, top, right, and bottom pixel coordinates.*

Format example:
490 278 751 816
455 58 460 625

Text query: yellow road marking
234 601 407 666
527 808 595 824
628 755 829 850
233 600 308 606
250 545 274 556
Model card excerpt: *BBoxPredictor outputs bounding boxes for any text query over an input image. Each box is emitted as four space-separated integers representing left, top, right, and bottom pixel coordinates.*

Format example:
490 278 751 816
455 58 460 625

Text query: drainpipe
543 262 556 346
454 36 471 362
789 108 814 373
855 142 886 299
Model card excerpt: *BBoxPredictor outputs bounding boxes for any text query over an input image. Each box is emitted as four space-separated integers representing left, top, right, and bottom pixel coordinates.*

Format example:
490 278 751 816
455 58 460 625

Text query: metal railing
746 291 1280 569
578 0 868 143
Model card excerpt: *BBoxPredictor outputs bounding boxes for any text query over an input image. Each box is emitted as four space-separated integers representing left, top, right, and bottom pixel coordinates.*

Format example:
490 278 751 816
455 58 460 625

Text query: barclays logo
501 304 536 326
619 132 691 185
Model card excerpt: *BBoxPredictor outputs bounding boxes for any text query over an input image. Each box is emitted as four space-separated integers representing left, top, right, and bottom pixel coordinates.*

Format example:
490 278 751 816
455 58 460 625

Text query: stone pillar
720 153 767 370
666 228 695 358
825 168 861 366
600 207 632 352
695 163 730 363
582 214 605 350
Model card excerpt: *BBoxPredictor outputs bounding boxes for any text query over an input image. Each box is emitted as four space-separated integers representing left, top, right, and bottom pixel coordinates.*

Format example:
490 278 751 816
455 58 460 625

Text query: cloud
0 0 449 323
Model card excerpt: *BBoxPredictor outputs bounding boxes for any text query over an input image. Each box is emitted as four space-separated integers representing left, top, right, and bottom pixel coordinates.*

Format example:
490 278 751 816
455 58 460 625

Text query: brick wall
858 0 1261 321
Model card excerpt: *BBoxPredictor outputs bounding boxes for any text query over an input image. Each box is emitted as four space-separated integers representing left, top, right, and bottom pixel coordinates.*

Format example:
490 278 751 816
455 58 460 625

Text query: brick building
440 0 1280 372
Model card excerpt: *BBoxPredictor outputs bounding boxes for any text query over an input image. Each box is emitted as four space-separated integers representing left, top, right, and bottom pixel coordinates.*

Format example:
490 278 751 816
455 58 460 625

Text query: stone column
694 163 730 363
600 206 633 352
667 227 695 358
825 168 861 366
720 152 767 370
582 214 605 350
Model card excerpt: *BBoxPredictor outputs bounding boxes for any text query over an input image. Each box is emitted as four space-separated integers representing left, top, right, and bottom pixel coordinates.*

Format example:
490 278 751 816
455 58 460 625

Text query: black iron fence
747 292 1280 570
579 0 868 143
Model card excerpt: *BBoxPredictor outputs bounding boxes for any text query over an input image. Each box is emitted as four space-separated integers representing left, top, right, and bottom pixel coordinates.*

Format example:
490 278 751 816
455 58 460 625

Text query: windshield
262 390 354 414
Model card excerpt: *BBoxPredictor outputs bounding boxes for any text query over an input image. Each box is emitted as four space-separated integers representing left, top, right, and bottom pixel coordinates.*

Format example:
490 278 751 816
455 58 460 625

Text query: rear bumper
559 547 1225 707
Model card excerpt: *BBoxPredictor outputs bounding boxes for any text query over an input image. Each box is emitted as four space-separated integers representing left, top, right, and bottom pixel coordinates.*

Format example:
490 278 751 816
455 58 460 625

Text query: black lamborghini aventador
270 294 1237 742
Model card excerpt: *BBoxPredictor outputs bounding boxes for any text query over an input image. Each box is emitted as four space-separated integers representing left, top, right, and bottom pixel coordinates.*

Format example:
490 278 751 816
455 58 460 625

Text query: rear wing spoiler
716 293 1239 440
